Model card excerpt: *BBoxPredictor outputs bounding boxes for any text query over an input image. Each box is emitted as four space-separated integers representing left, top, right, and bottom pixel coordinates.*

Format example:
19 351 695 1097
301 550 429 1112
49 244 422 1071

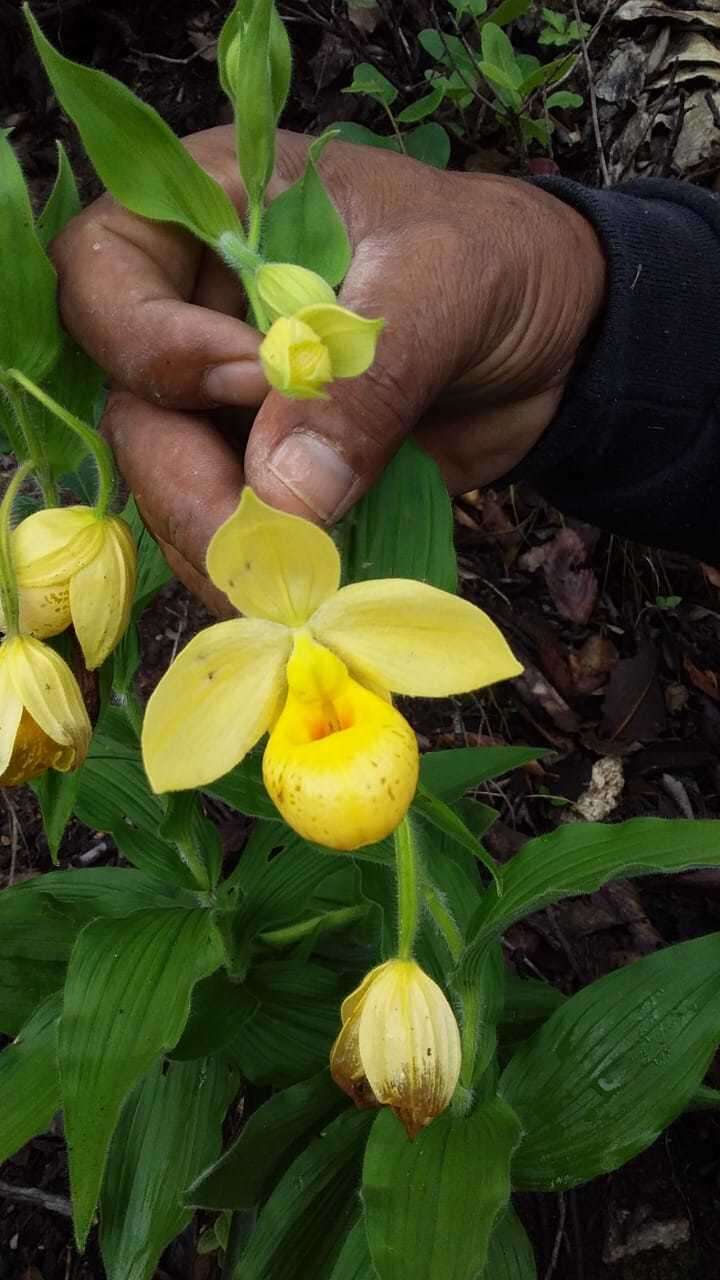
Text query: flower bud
4 507 137 669
256 263 336 323
330 959 462 1138
0 634 90 786
260 303 384 400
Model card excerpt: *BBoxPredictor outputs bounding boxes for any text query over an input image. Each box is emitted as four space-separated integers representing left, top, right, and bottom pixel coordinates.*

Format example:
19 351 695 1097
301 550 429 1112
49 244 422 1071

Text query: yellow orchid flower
141 488 521 850
255 262 337 323
259 305 384 400
330 959 462 1138
1 506 137 670
0 633 91 786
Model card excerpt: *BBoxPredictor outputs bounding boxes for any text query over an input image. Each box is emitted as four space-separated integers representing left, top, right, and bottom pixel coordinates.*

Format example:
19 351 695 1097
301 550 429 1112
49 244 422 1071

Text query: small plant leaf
263 132 351 286
0 994 62 1165
404 122 451 168
397 83 446 124
36 141 81 247
344 62 398 107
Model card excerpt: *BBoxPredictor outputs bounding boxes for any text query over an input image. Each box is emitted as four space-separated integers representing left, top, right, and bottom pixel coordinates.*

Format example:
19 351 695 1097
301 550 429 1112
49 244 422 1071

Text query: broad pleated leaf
419 746 545 802
501 932 720 1190
230 958 347 1086
329 1221 377 1280
27 9 240 247
0 128 59 381
486 1210 537 1280
207 751 279 819
187 1069 344 1210
339 440 457 592
462 817 720 982
100 1056 237 1280
231 1108 373 1280
0 993 61 1164
30 767 80 862
264 133 352 286
60 906 221 1248
363 1098 522 1280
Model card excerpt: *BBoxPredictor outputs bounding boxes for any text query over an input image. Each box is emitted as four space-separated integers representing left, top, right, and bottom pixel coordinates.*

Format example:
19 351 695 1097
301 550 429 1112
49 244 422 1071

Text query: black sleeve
506 176 720 564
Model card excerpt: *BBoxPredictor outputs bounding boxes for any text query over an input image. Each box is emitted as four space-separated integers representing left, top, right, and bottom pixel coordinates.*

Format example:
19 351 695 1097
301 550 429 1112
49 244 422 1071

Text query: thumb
244 227 460 522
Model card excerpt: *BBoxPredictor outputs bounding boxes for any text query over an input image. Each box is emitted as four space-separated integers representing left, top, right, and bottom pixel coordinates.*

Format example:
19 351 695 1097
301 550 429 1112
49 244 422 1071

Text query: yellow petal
358 960 461 1139
311 579 522 697
70 516 137 670
141 617 291 793
262 633 418 850
256 263 336 323
295 304 384 378
4 635 90 770
12 506 102 586
259 315 333 399
330 961 395 1112
0 647 23 776
206 488 340 626
0 581 72 640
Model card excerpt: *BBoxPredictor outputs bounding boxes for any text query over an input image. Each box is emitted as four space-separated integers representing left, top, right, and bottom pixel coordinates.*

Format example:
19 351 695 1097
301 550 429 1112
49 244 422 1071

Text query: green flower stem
259 904 369 947
394 816 420 961
0 462 33 637
423 881 463 964
217 227 270 333
2 383 57 507
422 875 481 1089
7 369 115 517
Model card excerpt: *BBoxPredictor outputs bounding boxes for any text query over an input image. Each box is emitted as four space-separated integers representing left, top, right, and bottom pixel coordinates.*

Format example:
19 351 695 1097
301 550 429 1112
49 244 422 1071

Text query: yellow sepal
310 578 523 697
256 263 336 323
141 617 291 793
206 487 340 626
295 304 384 379
12 506 103 586
0 650 23 777
1 634 90 775
262 632 418 849
70 516 137 670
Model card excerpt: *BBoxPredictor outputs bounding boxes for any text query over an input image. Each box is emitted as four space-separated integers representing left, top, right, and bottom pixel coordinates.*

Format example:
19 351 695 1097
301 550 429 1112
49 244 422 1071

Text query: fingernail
204 360 265 405
267 432 357 522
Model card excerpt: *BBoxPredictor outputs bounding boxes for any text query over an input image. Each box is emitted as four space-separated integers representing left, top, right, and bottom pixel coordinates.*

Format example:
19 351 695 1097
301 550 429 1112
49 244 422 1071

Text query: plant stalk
0 462 33 637
394 816 420 960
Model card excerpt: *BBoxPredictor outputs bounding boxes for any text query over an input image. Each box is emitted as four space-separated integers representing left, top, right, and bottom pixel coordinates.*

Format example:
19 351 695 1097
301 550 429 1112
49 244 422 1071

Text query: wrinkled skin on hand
53 128 605 615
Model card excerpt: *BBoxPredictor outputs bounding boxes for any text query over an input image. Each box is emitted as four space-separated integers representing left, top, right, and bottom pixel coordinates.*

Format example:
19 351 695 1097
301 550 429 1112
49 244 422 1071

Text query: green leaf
403 123 451 169
60 906 221 1248
171 970 256 1061
397 84 445 124
0 993 61 1165
264 132 351 287
344 63 398 108
501 932 720 1190
541 8 566 32
486 1209 537 1280
449 0 488 14
417 31 478 80
26 7 241 248
363 1098 522 1280
420 745 544 802
412 785 502 891
330 1221 376 1280
206 751 279 820
0 128 60 381
231 0 276 208
122 497 172 615
100 1055 237 1280
546 90 583 110
518 53 574 95
327 122 399 152
187 1069 344 1210
230 957 346 1086
340 439 457 591
486 0 532 27
30 767 80 862
498 972 565 1056
461 817 720 983
36 141 81 247
231 1108 373 1279
161 791 222 891
480 23 523 86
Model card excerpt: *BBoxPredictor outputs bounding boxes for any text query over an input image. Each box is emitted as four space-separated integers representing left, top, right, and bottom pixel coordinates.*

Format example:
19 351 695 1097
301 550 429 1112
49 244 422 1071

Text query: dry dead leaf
348 0 382 33
568 633 619 694
702 561 720 587
520 528 598 624
601 641 667 740
514 661 580 733
617 2 720 30
684 655 720 699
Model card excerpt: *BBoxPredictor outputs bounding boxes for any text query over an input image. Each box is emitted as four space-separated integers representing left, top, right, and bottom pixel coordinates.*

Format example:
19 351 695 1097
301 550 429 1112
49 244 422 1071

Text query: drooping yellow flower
0 633 91 786
1 506 137 670
330 959 462 1138
141 489 521 850
259 304 384 400
255 262 337 323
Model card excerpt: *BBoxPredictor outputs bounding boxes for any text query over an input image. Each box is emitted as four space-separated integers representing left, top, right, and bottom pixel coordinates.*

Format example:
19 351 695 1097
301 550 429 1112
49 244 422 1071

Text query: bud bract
256 263 336 323
330 959 462 1138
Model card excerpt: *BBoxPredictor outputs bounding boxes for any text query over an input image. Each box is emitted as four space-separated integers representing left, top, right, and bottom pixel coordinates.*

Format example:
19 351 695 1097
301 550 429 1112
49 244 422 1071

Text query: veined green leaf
264 132 351 287
413 785 501 891
100 1056 237 1280
403 122 451 169
344 63 398 107
461 817 720 982
187 1069 344 1210
485 0 532 27
420 745 545 802
486 1209 537 1279
60 906 221 1248
502 932 720 1190
230 957 346 1086
26 7 241 247
330 1221 377 1280
480 23 523 86
340 439 457 592
30 767 80 862
327 122 398 152
364 1098 522 1280
396 83 445 124
207 751 278 819
36 140 80 247
231 1108 373 1280
0 128 60 381
0 993 61 1164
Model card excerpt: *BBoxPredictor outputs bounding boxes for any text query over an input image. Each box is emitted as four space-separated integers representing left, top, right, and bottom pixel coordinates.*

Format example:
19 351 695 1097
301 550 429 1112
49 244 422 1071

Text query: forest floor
2 0 720 1277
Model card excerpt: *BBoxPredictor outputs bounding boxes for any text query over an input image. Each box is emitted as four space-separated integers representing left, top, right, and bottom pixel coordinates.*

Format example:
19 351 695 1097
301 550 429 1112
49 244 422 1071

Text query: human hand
53 126 605 613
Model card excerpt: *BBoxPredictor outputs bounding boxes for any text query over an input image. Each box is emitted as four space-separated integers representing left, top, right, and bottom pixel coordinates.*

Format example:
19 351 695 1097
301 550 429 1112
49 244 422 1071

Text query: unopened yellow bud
256 263 336 323
260 303 384 400
262 632 418 850
0 634 90 786
330 959 462 1138
4 507 137 670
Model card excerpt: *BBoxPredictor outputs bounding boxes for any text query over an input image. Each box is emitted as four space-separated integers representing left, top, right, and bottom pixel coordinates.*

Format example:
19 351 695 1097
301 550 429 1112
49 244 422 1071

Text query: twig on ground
545 1193 567 1280
572 0 609 185
1 791 21 886
0 1179 72 1217
129 43 216 66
